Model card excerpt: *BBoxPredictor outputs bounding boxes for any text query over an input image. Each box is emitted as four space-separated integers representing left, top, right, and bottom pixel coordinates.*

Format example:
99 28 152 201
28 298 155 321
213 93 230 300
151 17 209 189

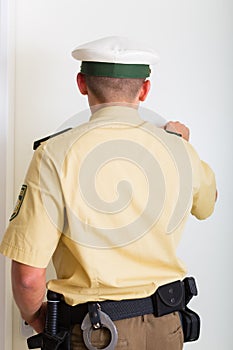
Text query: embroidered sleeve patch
10 184 27 221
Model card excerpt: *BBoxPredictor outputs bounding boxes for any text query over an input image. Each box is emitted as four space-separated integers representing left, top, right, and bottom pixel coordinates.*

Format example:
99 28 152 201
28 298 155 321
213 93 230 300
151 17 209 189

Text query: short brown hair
84 75 145 103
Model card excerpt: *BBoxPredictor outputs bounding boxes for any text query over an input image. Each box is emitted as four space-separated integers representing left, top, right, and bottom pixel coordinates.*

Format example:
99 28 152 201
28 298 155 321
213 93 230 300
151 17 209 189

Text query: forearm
11 261 46 323
13 282 46 322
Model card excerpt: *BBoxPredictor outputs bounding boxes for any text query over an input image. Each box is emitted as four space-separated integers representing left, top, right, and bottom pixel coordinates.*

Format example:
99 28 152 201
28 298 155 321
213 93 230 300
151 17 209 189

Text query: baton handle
45 290 61 335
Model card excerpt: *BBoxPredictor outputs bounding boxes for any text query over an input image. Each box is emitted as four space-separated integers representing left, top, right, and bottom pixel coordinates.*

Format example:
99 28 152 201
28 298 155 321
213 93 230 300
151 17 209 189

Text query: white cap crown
72 36 160 65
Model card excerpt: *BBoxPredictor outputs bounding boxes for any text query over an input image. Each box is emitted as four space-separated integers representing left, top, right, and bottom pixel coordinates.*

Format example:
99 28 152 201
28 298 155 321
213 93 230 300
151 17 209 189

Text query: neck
90 101 139 114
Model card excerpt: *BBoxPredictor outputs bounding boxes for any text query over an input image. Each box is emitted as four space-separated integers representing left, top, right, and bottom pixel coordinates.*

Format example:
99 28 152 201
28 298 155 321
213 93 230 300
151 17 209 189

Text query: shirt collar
89 104 144 125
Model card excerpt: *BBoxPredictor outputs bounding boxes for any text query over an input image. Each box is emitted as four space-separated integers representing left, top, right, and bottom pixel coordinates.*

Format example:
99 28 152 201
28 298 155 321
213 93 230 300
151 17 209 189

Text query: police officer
0 36 217 350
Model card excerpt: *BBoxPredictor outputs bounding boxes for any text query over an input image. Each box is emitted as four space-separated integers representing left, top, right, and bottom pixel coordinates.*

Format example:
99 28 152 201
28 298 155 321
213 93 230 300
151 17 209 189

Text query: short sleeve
0 145 63 268
185 142 217 220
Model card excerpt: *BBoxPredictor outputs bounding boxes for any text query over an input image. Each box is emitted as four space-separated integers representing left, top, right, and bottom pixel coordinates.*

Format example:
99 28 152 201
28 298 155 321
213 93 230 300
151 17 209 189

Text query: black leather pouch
179 307 200 342
152 280 185 317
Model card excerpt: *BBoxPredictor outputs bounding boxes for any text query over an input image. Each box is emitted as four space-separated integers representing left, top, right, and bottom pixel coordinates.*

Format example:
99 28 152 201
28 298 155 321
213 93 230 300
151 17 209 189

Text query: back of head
71 36 160 103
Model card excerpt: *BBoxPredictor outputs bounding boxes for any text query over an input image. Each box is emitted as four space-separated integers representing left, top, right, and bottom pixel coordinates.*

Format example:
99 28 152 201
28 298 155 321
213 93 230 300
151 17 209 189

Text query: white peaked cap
71 36 160 78
72 36 160 65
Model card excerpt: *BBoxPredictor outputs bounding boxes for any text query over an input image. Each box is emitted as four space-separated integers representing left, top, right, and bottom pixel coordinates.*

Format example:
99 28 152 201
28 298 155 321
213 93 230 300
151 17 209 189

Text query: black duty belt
59 277 197 328
27 277 200 349
60 295 154 326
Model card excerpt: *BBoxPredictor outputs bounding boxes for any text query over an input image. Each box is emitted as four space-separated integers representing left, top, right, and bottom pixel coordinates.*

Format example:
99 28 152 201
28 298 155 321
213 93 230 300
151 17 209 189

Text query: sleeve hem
0 241 50 268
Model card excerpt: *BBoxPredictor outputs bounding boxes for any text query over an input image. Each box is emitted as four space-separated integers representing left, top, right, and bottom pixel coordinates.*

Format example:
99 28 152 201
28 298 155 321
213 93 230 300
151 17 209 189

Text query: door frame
0 0 16 348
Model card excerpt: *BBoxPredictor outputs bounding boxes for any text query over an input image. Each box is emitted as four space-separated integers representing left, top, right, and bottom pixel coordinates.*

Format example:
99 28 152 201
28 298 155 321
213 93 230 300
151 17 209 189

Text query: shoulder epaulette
33 128 72 150
165 130 182 137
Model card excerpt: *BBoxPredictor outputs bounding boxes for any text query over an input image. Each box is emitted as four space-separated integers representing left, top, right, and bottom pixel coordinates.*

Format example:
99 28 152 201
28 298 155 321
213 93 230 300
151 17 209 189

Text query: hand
164 121 190 141
27 302 47 333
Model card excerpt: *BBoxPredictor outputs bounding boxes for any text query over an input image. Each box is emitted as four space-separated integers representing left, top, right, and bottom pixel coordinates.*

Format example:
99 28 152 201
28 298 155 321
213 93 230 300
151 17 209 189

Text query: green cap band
80 61 151 78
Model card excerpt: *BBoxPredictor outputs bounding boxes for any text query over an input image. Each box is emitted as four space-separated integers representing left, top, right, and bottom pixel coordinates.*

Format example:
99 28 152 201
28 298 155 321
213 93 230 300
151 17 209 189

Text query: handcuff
81 303 118 350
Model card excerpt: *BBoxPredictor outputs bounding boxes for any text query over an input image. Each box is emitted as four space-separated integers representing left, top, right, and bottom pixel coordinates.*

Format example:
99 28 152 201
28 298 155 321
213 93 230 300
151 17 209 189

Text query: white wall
1 0 233 349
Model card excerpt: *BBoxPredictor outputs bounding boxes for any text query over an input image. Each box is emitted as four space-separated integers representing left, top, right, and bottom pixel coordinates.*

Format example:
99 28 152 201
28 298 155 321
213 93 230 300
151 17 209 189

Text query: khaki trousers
71 312 183 350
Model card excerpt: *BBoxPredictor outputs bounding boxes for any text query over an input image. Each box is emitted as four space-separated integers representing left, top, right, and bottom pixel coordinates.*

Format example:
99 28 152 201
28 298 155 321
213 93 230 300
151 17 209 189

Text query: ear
77 73 88 95
139 80 151 101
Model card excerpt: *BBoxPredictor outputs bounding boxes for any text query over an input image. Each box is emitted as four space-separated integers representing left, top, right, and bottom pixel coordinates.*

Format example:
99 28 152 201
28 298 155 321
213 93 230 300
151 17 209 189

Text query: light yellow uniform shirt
0 106 216 306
